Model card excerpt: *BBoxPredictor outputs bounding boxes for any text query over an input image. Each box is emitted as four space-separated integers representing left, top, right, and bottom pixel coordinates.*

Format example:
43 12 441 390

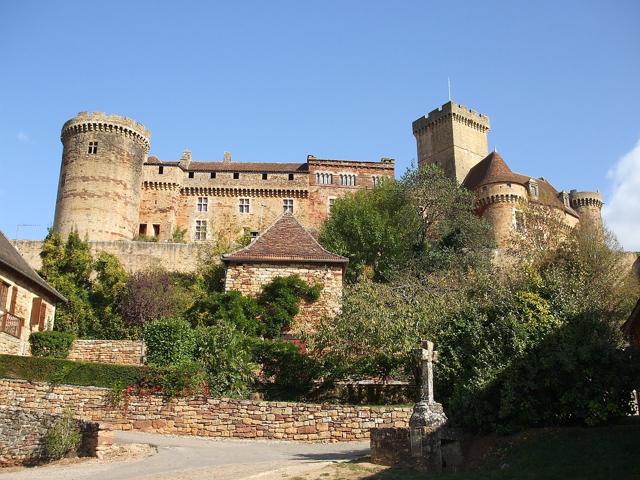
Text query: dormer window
87 141 98 154
527 179 539 200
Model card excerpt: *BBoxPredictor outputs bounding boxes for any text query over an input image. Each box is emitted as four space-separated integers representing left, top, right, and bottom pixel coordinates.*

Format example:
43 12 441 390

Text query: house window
210 172 216 179
153 224 160 237
197 197 208 212
188 172 194 179
233 172 240 180
239 198 250 214
283 198 294 213
139 224 147 236
158 166 164 174
195 220 207 240
288 173 294 181
315 172 332 185
328 197 336 213
262 173 268 180
340 174 356 186
0 282 9 312
87 141 98 154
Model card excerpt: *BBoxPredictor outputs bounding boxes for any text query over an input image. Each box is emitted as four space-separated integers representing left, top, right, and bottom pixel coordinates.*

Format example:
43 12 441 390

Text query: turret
569 190 604 230
53 112 150 241
412 101 490 183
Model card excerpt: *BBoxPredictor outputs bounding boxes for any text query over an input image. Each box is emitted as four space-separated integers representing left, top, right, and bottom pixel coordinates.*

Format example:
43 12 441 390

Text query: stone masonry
67 340 145 365
0 405 99 466
0 379 411 442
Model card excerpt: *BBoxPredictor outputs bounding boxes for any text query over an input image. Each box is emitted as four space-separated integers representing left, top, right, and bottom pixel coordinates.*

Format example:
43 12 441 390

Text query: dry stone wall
0 405 99 466
0 379 411 442
67 340 144 365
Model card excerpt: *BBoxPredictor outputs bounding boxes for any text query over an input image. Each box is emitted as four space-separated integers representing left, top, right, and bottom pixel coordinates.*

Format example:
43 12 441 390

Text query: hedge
29 331 76 359
0 354 146 389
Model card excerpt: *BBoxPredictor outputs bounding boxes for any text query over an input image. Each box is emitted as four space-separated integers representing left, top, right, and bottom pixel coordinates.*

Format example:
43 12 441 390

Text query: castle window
197 197 208 212
210 172 216 179
239 198 250 214
283 198 294 214
233 172 240 180
158 166 164 174
262 173 268 180
139 224 147 236
87 141 98 154
340 174 356 187
153 224 160 237
250 231 259 241
288 173 294 181
188 172 194 179
316 172 332 185
195 220 207 241
328 197 336 213
371 175 379 187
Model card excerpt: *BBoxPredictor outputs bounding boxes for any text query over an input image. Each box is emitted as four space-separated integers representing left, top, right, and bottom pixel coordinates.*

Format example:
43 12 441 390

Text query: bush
258 275 322 338
194 323 254 397
187 291 263 335
143 318 195 367
249 338 320 399
29 331 75 358
45 410 81 459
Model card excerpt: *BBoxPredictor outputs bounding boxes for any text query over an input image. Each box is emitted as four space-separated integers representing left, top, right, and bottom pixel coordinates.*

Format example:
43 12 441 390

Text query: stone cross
417 340 438 404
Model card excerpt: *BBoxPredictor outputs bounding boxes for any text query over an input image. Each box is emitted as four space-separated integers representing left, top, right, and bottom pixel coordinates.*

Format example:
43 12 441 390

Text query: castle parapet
412 101 490 134
61 112 150 151
569 190 603 209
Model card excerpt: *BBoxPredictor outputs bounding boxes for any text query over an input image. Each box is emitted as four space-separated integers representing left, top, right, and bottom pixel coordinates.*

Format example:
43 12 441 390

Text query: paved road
1 431 370 480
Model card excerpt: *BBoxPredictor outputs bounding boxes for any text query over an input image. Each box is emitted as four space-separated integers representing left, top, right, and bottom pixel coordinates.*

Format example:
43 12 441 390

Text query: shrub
29 331 75 358
187 291 263 335
143 318 195 367
194 323 254 397
45 410 81 459
258 275 322 338
249 338 320 399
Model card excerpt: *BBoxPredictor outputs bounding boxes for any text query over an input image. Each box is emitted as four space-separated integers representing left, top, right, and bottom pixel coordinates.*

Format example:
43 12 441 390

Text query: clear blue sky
1 1 639 247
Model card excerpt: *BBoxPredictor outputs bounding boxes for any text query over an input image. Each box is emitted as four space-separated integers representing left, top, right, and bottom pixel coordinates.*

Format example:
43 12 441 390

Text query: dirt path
0 431 369 480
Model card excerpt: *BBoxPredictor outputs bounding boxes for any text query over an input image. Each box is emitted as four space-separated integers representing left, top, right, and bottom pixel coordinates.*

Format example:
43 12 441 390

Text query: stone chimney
179 149 192 169
223 151 232 163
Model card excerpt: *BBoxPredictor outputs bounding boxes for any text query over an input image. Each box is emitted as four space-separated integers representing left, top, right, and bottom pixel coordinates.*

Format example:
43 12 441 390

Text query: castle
13 100 604 273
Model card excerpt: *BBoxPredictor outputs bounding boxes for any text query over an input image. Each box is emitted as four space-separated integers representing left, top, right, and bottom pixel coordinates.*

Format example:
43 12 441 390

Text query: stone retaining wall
0 405 99 466
67 340 144 365
0 379 411 442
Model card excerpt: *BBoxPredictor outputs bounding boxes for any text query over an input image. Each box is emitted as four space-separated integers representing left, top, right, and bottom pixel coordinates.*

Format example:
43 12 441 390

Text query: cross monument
417 340 438 404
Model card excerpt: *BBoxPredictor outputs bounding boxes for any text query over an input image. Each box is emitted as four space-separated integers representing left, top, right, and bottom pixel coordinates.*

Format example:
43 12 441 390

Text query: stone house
0 230 65 355
222 213 347 333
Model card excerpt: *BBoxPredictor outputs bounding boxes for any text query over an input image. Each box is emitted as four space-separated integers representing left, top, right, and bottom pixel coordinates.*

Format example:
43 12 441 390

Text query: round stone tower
569 190 604 230
53 112 150 241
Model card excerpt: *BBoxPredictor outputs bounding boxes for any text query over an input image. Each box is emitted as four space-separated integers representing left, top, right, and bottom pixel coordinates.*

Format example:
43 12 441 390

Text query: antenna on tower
448 78 452 101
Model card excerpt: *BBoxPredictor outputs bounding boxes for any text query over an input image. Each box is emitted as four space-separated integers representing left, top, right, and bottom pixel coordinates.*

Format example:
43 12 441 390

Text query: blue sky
1 1 639 248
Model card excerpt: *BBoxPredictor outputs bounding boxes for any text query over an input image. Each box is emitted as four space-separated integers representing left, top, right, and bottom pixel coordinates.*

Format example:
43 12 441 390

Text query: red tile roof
222 213 348 265
463 152 579 217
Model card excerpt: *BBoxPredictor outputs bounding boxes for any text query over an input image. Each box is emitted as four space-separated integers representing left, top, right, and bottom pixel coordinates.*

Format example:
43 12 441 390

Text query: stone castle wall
12 239 205 274
0 405 99 466
224 263 343 332
67 340 144 365
54 112 150 241
0 379 411 442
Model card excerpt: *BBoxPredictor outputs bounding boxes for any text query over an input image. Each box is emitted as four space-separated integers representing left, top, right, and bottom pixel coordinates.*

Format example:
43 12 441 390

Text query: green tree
39 230 97 336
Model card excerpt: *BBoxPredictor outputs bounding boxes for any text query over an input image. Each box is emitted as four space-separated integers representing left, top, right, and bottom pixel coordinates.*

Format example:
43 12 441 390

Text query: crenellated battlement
569 190 603 209
61 112 151 151
412 101 490 134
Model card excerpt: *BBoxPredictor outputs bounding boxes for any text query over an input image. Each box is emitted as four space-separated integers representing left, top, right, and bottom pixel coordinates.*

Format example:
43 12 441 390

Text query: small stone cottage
0 230 65 355
222 213 348 332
